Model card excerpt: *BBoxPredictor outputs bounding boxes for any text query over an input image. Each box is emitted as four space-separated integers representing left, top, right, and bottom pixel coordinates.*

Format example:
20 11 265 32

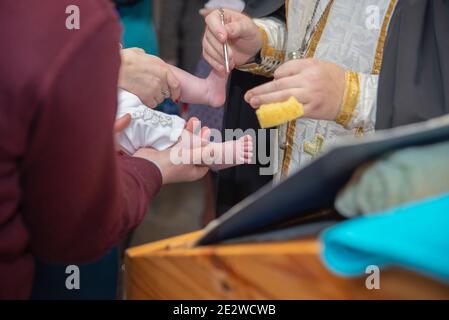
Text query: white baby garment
117 89 186 154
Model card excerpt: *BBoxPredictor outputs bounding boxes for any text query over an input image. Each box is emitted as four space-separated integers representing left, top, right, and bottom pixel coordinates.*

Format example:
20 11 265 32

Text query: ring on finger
161 89 171 99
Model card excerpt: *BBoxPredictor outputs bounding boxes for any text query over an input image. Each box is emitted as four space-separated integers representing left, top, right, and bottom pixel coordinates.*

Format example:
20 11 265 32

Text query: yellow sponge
256 96 304 128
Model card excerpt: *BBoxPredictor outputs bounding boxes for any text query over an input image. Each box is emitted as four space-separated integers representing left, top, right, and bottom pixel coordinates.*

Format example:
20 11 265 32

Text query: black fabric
216 70 274 216
216 5 286 216
244 0 285 18
376 0 449 129
113 0 143 7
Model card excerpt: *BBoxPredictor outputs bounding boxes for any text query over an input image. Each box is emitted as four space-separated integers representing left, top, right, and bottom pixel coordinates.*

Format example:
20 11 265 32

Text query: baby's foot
181 118 210 149
205 135 253 170
232 135 253 165
184 117 200 133
206 69 227 108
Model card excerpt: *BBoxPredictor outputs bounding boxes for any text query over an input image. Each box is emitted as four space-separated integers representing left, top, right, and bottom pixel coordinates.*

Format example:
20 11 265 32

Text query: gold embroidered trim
282 120 296 175
237 63 277 77
372 0 397 75
335 71 360 127
303 134 325 158
355 127 364 137
281 0 334 178
260 27 285 61
237 27 285 77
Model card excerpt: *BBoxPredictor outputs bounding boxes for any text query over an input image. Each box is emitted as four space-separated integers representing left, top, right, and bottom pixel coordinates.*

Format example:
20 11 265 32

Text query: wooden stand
125 231 449 299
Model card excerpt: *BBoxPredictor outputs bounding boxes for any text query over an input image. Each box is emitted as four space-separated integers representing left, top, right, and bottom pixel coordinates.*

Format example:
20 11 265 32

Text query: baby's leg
181 118 211 149
205 68 227 107
204 135 253 171
169 65 227 107
181 132 253 170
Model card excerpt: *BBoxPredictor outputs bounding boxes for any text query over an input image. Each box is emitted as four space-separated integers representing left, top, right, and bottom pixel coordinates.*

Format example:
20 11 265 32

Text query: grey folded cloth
335 140 449 217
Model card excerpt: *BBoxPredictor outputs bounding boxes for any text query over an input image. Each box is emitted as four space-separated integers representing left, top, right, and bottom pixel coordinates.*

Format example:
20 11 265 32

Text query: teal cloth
321 193 449 283
336 141 449 217
118 0 159 55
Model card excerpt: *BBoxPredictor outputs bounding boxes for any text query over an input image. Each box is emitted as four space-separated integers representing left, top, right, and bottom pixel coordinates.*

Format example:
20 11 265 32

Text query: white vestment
240 0 397 181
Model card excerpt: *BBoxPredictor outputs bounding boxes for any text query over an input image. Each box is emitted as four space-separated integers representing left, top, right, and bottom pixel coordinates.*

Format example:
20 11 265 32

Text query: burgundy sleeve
21 14 162 263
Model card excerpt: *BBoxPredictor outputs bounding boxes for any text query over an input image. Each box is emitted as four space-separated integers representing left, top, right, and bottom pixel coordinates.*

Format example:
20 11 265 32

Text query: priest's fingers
225 21 248 40
247 89 311 109
204 28 228 63
244 76 305 106
202 11 228 72
202 48 225 74
199 8 214 17
274 58 316 79
204 10 228 44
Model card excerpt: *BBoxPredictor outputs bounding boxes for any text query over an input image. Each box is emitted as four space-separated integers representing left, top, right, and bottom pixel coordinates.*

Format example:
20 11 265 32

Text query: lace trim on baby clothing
131 108 174 128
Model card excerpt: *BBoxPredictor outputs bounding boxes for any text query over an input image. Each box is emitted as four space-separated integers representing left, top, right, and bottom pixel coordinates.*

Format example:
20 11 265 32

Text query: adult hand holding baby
133 119 210 184
119 48 181 108
133 147 209 184
202 9 263 73
115 115 209 184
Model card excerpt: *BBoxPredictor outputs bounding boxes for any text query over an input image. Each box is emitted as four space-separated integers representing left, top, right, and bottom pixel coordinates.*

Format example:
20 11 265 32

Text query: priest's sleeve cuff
237 18 286 78
336 71 360 128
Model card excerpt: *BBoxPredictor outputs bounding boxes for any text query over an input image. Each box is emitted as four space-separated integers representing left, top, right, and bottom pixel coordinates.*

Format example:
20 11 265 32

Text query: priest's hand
244 58 346 121
119 48 181 108
203 9 263 73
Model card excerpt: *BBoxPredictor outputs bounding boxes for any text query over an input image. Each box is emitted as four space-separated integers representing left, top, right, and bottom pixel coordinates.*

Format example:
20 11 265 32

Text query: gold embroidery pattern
303 134 324 158
260 27 285 61
281 0 334 178
355 127 364 137
372 0 397 75
237 63 277 78
237 28 285 77
282 120 296 176
335 71 360 127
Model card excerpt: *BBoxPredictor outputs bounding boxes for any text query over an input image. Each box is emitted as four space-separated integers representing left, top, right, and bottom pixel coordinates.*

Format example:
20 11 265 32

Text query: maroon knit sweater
0 0 162 299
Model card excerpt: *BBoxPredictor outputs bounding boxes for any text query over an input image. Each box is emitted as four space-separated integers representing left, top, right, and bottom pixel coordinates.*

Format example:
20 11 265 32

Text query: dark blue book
196 115 449 246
